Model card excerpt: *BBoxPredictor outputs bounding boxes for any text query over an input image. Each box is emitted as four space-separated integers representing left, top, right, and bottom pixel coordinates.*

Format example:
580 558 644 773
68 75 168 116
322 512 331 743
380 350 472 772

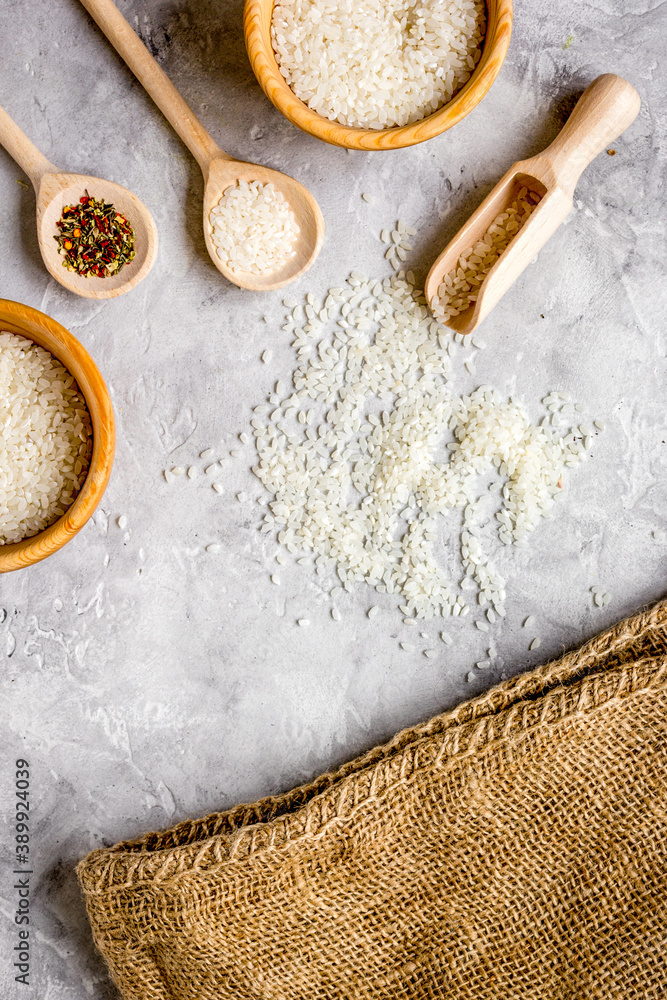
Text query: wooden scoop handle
78 0 226 172
0 104 56 189
539 74 641 194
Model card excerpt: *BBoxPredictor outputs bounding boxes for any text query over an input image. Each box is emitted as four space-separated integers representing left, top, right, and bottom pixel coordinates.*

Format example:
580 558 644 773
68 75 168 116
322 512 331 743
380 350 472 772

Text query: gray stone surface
0 0 665 996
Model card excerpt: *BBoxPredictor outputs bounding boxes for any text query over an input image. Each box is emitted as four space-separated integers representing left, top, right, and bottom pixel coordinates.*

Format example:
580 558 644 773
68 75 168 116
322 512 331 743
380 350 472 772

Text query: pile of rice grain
271 0 486 129
431 187 542 324
209 180 299 275
0 331 92 545
251 270 596 620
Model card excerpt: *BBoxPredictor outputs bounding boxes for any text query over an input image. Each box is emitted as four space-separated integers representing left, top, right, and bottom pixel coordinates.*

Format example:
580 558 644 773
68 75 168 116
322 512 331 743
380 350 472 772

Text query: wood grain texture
0 300 115 574
425 74 641 334
200 157 325 292
79 0 324 291
0 104 158 300
244 0 513 150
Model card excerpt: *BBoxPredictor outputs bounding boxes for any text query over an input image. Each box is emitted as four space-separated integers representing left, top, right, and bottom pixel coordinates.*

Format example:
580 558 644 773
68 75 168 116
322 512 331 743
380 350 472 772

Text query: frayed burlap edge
78 597 667 899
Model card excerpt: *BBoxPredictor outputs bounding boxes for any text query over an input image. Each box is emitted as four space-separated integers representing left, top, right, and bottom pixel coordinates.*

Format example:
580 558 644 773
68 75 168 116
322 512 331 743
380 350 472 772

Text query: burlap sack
77 600 667 999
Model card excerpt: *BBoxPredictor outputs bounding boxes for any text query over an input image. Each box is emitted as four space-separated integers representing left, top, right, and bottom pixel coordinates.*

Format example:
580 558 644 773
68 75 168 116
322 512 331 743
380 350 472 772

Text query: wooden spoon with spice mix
77 0 324 292
0 103 157 300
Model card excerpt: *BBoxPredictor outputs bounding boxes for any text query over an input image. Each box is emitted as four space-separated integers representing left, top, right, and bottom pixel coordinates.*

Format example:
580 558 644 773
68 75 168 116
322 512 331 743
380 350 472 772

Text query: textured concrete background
0 0 665 996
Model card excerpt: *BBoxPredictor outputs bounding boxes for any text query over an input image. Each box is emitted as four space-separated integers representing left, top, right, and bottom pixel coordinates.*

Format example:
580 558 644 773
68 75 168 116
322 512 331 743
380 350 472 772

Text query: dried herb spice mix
54 193 135 278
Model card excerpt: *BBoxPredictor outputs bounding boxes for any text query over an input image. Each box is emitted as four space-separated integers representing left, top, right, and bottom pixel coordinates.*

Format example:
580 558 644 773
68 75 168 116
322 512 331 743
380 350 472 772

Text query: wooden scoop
78 0 325 292
425 74 641 335
0 103 157 300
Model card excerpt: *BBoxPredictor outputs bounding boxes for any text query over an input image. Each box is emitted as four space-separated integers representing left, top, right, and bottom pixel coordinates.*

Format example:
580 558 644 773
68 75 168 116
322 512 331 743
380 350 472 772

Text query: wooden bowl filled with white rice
244 0 512 150
0 300 114 573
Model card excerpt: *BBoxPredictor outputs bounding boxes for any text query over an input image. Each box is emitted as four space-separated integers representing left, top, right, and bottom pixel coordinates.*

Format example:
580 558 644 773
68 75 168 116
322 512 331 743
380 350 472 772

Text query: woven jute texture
78 600 667 1000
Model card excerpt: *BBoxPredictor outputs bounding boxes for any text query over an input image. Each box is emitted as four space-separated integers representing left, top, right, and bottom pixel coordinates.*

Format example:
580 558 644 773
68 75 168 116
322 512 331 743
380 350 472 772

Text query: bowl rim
0 299 115 573
244 0 513 150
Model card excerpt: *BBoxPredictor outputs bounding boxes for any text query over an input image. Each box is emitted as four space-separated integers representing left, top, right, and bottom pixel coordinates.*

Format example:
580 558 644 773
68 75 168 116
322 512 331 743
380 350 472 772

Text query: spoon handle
78 0 227 172
537 74 641 195
0 104 56 189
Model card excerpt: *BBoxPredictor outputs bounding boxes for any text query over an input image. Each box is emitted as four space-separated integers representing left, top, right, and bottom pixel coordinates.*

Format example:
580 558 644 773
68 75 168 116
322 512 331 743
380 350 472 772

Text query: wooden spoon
425 74 641 335
0 104 157 300
78 0 325 292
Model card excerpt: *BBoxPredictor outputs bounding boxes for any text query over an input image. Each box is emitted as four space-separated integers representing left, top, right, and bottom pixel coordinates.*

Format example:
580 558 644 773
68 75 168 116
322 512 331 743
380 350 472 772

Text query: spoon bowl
37 172 158 300
202 156 324 291
79 0 324 291
0 104 157 300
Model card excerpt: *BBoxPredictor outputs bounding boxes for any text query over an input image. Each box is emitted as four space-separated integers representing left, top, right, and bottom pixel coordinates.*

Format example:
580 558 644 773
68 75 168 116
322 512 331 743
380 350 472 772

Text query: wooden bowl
0 299 115 573
244 0 513 150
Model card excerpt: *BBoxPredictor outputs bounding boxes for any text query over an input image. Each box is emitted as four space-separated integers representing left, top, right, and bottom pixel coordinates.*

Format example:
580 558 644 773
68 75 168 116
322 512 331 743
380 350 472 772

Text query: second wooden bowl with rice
244 0 513 150
0 299 114 573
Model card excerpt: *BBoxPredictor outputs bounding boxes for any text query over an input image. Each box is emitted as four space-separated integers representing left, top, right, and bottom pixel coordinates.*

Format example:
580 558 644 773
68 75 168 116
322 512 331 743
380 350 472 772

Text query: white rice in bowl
0 331 92 544
271 0 486 129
